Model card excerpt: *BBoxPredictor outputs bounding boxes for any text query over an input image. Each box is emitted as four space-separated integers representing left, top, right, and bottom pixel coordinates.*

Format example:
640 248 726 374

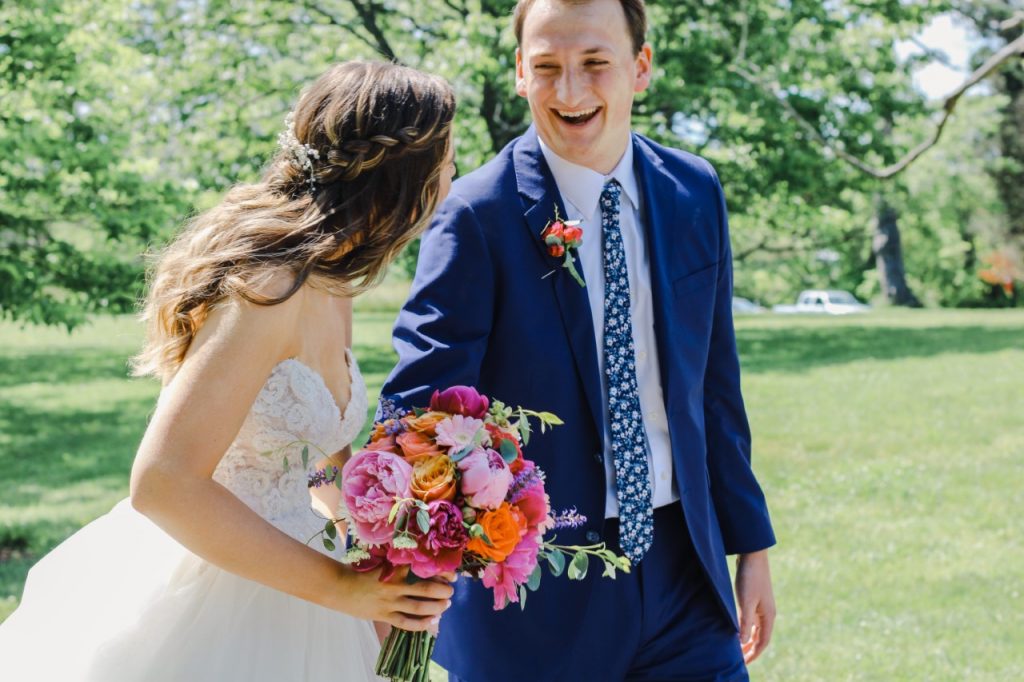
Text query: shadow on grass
0 396 151 506
737 325 1023 374
0 348 133 388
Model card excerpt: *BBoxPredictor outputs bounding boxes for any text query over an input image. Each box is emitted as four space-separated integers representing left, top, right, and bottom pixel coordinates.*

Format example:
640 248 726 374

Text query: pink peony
458 448 513 510
342 450 413 546
482 534 542 610
387 500 467 579
430 386 490 419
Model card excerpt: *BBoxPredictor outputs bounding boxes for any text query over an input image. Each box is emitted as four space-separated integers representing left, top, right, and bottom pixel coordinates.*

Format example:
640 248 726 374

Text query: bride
0 60 457 680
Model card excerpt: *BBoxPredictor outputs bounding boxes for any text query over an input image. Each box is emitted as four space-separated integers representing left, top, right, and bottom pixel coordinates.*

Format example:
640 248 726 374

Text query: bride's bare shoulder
187 270 307 361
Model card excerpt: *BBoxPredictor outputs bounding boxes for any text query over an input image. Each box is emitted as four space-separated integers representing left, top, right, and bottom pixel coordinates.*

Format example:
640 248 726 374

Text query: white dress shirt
539 137 679 518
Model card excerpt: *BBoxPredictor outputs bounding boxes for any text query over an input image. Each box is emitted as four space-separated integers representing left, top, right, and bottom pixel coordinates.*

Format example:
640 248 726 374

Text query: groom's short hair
512 0 648 54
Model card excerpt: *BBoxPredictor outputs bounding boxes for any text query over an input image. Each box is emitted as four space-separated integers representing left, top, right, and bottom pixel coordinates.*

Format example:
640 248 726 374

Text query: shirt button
638 350 647 361
660 471 668 481
593 452 604 464
585 530 601 543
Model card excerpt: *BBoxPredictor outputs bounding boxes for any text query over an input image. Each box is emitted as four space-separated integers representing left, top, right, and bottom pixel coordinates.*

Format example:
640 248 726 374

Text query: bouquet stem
375 628 436 682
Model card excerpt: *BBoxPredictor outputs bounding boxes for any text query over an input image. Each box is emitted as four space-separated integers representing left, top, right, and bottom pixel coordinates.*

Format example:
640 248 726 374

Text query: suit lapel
514 128 605 446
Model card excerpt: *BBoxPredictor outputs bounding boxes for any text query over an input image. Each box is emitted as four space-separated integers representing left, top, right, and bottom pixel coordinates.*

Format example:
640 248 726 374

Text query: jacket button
585 530 601 543
593 452 603 464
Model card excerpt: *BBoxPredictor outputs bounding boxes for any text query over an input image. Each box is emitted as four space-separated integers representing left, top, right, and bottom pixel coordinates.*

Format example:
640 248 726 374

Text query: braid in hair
319 127 424 183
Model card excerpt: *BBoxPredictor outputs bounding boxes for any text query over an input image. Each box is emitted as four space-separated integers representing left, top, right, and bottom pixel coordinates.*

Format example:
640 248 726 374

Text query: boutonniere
541 205 585 287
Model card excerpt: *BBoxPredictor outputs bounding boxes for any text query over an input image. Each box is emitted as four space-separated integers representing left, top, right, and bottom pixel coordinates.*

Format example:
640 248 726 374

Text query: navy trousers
448 504 747 682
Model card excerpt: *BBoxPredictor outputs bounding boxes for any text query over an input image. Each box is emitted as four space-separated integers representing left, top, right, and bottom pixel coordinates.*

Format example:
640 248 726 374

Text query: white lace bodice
211 349 367 544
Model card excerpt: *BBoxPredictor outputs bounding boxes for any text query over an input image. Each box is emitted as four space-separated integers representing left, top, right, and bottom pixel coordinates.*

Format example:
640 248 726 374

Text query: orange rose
403 411 447 437
395 430 445 463
466 502 528 563
410 455 457 503
369 421 390 442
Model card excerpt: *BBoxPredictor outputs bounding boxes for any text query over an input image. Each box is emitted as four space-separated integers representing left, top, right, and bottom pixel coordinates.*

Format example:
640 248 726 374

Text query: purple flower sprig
551 507 588 530
379 397 409 423
506 464 546 504
307 465 339 489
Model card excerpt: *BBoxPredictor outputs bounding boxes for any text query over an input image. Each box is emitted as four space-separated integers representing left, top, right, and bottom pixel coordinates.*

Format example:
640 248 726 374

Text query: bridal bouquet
309 386 629 682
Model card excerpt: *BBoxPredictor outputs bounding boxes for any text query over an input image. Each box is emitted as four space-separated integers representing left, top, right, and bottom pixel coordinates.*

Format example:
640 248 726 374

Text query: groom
379 0 776 679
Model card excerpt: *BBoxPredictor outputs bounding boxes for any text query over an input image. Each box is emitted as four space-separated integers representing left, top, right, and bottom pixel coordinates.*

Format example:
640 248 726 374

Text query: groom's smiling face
515 0 652 174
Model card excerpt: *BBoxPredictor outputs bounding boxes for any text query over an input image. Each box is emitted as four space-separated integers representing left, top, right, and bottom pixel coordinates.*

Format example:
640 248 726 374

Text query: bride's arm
129 294 451 631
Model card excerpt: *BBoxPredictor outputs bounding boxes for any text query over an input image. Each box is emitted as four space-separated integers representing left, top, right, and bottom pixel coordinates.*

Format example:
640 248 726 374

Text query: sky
896 13 984 101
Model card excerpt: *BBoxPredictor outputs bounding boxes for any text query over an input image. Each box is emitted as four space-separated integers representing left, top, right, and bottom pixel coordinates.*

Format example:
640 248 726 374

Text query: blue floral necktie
600 180 654 563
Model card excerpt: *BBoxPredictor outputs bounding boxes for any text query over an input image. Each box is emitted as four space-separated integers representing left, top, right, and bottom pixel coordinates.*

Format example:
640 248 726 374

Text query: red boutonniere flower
541 205 585 287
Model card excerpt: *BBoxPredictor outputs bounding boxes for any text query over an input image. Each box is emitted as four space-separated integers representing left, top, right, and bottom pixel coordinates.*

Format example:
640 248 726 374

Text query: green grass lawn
1 303 1022 680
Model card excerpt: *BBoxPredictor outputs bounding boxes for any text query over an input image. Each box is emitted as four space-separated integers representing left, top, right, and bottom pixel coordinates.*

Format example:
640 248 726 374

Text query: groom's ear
515 48 528 98
634 43 654 94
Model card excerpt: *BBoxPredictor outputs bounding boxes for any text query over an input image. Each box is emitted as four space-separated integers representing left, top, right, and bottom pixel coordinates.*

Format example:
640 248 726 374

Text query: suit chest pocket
672 262 718 298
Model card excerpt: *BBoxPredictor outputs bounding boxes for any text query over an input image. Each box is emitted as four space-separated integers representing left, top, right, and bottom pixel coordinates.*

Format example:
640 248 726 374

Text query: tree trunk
872 197 922 306
993 22 1024 247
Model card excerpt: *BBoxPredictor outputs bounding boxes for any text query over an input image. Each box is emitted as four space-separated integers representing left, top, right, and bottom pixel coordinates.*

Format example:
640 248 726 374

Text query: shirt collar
538 136 640 221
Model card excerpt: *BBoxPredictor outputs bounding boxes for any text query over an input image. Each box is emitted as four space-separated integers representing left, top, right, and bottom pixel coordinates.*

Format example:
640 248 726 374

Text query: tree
0 0 185 327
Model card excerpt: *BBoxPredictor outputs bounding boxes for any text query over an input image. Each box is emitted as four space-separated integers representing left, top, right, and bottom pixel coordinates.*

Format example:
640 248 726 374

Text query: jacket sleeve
702 166 776 555
377 193 495 416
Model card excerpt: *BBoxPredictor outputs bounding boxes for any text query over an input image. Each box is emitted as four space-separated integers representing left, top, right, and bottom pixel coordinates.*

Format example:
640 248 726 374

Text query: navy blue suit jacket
380 127 775 679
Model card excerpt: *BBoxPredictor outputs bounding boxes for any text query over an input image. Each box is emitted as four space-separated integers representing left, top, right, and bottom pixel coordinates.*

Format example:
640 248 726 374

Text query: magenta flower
387 500 467 578
513 476 554 534
458 448 513 510
430 385 490 419
482 533 541 610
434 415 485 452
342 450 413 546
352 544 399 583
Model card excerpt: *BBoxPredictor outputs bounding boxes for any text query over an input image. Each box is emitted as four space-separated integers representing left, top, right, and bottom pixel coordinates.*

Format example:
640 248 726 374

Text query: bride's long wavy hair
133 61 456 382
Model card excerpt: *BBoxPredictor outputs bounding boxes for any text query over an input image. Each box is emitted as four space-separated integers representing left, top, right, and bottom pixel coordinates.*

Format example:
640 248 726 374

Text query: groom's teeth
558 107 598 119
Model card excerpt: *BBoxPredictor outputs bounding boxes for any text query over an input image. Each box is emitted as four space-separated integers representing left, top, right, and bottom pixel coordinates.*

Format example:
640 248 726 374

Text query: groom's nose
555 68 587 108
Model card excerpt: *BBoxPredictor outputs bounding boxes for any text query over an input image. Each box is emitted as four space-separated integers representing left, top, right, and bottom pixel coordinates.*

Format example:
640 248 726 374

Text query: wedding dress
0 351 383 681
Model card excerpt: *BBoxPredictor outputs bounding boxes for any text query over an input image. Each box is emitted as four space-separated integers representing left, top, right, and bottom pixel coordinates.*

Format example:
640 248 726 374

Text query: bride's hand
333 565 454 632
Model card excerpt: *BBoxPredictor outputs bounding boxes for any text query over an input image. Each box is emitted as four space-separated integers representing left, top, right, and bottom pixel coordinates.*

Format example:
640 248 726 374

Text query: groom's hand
735 549 776 664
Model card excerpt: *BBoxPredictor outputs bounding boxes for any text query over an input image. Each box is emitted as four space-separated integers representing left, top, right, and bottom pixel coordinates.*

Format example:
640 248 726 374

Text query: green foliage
0 0 187 327
2 0 1016 327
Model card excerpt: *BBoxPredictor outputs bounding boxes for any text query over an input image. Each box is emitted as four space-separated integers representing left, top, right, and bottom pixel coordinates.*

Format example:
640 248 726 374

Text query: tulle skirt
0 499 382 681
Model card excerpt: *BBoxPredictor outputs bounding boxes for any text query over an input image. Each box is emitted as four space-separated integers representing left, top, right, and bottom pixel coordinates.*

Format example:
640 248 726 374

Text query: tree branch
729 32 1024 180
346 0 398 62
909 37 956 68
303 2 391 59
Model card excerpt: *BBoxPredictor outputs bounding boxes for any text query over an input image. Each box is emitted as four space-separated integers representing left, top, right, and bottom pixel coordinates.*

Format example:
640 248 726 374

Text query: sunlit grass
1 304 1021 680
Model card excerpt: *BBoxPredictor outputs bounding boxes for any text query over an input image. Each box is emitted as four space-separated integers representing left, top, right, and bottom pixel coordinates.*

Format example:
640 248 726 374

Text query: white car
732 296 765 314
772 289 870 315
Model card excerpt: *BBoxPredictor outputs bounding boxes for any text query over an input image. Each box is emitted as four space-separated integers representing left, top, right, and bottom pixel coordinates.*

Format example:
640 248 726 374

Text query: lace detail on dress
212 350 367 545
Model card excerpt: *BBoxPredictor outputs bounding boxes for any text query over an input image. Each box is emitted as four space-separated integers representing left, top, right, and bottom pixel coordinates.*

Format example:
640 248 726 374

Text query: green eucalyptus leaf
568 551 589 580
547 550 565 577
301 445 309 470
518 584 528 611
449 443 475 463
416 509 430 534
538 411 564 426
499 439 518 464
322 537 336 552
527 564 542 591
517 417 531 446
324 520 338 539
